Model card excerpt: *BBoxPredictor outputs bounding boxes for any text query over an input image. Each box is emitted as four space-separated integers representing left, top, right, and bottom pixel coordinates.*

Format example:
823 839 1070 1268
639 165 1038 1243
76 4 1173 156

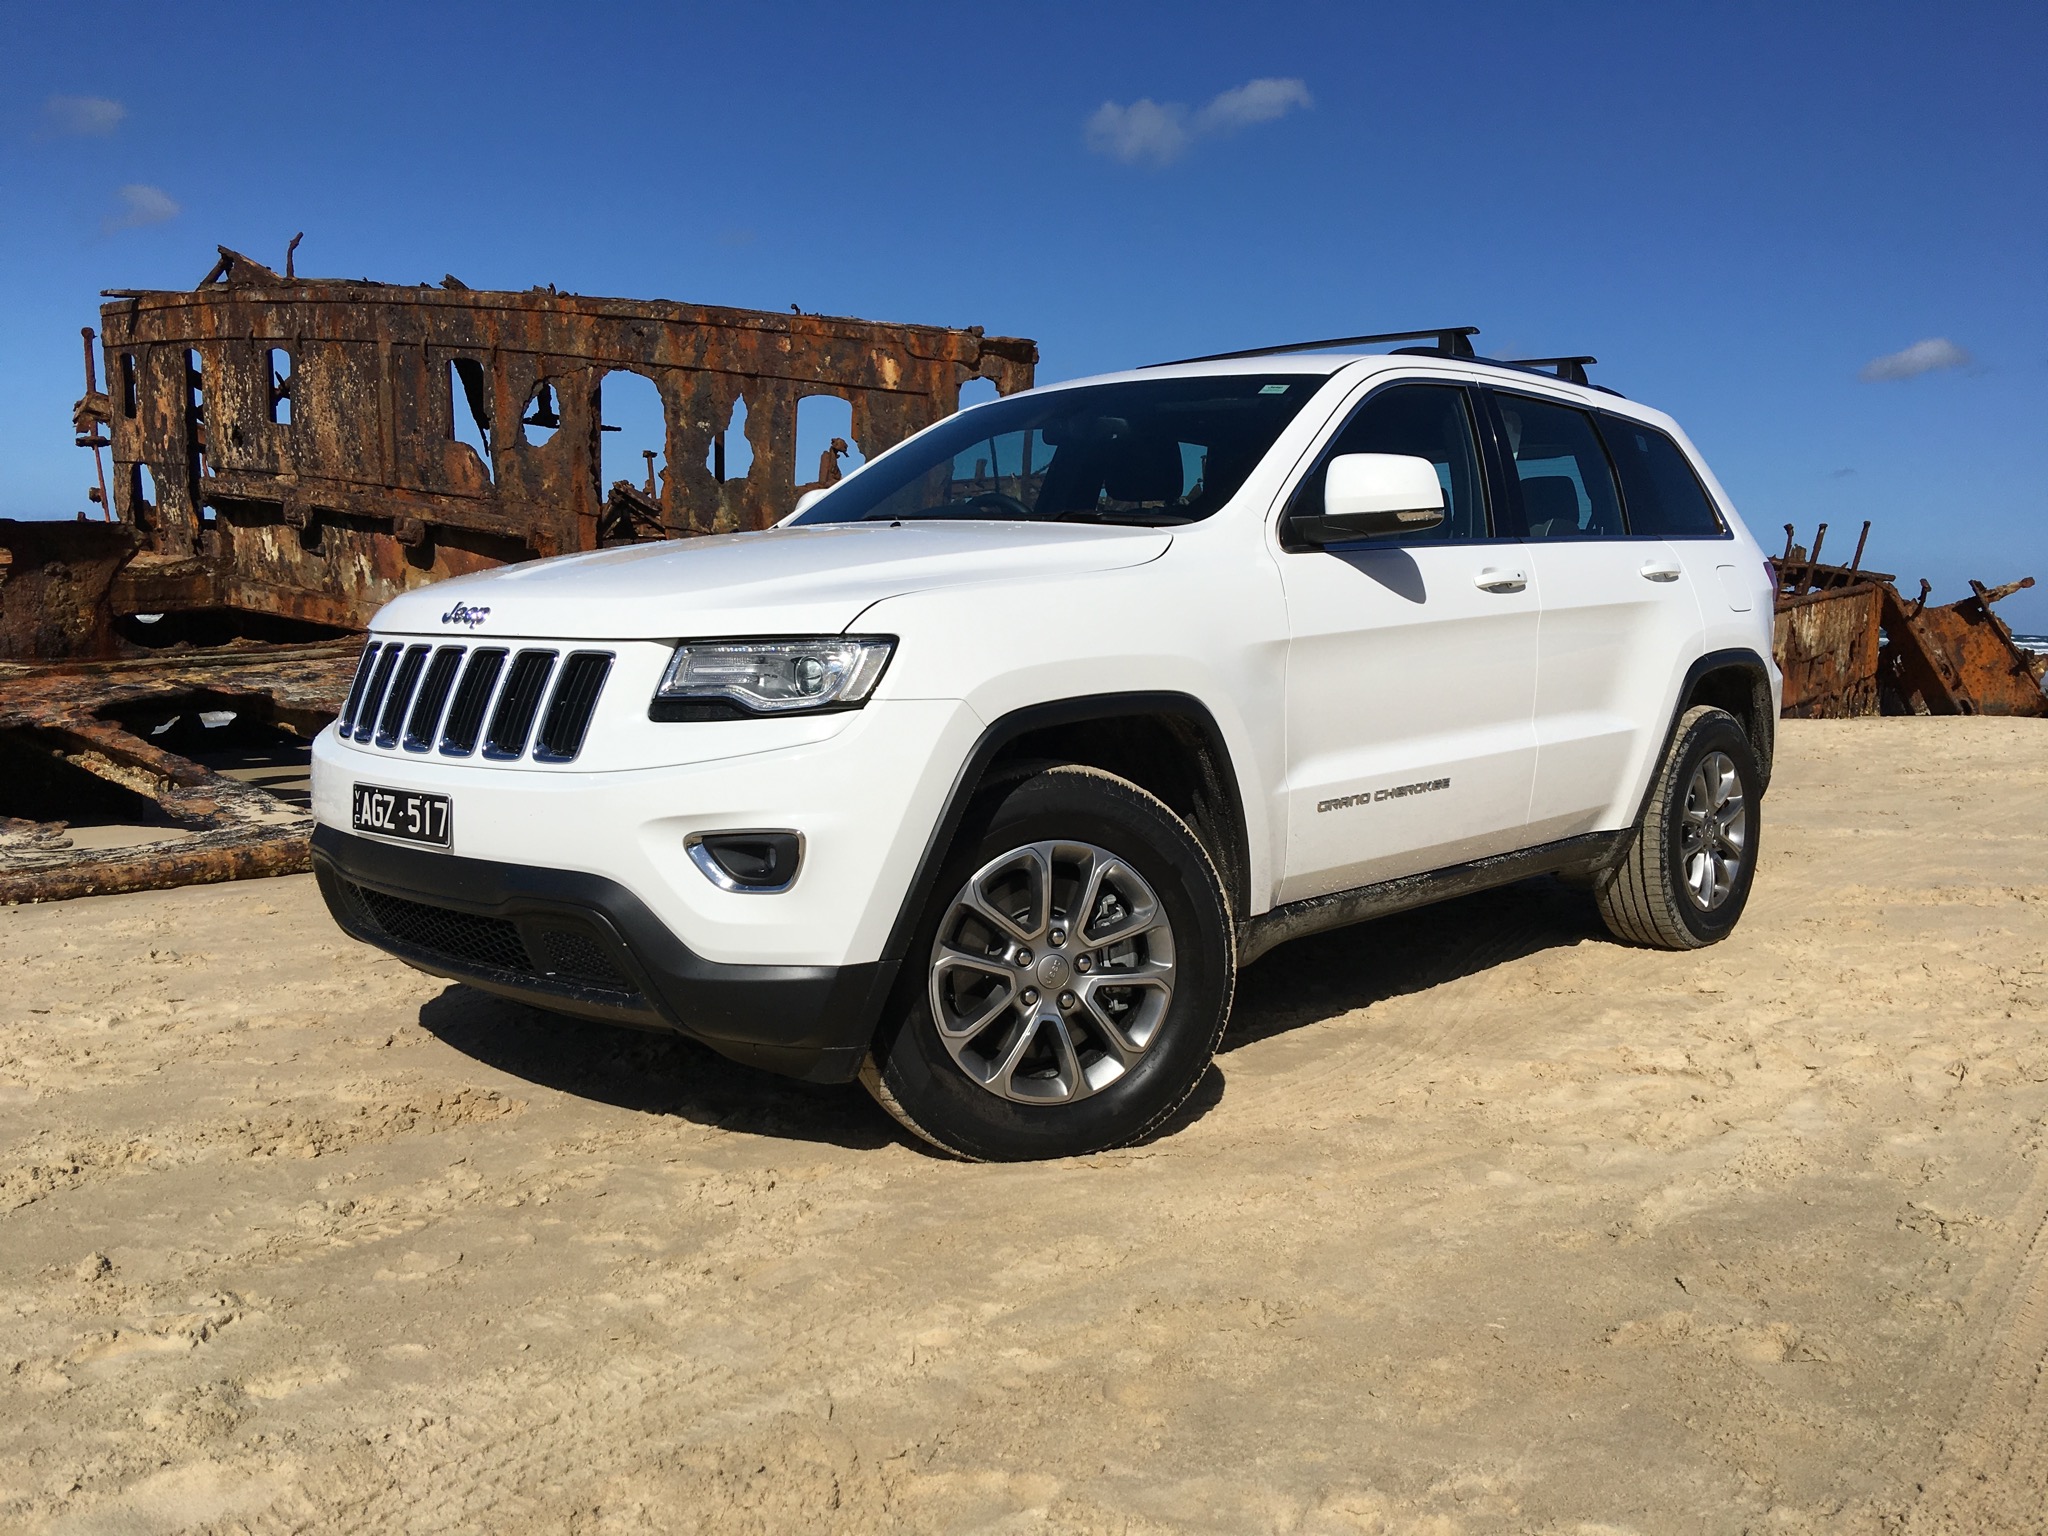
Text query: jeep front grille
335 640 611 765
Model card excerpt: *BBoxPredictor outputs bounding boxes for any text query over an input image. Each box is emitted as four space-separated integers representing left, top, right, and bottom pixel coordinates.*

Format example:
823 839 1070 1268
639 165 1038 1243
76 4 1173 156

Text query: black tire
861 765 1234 1161
1595 705 1762 949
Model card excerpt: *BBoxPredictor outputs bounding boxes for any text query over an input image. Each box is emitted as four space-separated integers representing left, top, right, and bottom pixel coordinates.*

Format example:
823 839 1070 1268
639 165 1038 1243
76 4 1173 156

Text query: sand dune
1 718 2043 1534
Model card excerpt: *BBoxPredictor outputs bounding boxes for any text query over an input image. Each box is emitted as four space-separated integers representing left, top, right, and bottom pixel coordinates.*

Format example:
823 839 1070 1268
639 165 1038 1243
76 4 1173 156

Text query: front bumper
313 826 895 1082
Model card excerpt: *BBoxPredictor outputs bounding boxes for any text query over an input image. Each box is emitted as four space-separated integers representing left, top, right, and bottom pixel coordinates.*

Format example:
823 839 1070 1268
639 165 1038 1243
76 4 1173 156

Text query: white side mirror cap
1322 453 1446 536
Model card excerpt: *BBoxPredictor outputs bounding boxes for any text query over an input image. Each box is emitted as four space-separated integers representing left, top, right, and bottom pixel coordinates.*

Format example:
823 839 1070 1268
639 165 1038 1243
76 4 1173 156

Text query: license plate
352 783 452 848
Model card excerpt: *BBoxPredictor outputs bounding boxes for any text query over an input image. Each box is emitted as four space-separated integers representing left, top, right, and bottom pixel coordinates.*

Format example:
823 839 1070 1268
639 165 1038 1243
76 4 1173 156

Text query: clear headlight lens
654 636 895 715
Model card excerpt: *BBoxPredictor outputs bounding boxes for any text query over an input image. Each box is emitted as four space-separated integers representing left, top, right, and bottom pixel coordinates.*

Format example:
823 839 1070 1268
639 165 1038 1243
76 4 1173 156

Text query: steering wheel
962 491 1034 518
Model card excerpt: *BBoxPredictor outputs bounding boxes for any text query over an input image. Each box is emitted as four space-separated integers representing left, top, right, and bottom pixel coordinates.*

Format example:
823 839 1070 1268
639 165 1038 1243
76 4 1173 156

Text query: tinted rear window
1598 417 1725 537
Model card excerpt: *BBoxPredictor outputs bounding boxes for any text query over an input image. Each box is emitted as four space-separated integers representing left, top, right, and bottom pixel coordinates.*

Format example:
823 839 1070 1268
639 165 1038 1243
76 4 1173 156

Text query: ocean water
2013 633 2047 651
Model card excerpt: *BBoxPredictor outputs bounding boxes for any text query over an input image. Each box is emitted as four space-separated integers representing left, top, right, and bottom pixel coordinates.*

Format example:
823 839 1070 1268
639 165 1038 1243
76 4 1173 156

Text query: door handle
1474 567 1527 592
1640 560 1683 582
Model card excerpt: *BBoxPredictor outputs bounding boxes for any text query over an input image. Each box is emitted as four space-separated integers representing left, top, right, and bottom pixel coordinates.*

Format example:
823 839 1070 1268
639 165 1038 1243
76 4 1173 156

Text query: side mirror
1298 453 1446 543
783 487 830 524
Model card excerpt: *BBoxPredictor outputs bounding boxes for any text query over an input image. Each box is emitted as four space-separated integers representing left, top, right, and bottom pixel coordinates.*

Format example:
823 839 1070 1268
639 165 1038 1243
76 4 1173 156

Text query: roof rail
1502 355 1597 386
1149 326 1479 367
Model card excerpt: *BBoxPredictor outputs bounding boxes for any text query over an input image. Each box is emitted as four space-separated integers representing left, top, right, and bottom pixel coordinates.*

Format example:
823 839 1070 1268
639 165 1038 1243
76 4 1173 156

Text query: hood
370 521 1172 640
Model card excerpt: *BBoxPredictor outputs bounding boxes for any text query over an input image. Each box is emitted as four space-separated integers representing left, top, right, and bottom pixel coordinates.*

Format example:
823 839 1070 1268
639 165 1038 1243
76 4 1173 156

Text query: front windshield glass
789 374 1322 527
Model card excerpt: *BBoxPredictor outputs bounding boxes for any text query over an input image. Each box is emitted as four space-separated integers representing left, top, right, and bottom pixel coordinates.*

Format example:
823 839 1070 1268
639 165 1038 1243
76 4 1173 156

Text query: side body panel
1275 542 1540 901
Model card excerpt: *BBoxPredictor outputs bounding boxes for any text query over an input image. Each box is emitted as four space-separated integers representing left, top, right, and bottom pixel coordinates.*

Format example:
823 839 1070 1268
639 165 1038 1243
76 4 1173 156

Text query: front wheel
862 765 1234 1161
1595 705 1762 949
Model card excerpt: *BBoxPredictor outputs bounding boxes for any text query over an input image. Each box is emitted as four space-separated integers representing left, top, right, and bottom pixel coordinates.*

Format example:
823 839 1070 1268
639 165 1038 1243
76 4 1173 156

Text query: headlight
652 636 895 718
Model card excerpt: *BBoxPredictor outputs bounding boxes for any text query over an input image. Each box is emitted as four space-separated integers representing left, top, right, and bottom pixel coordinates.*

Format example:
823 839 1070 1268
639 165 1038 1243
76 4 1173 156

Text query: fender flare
1608 646 1775 867
876 690 1250 972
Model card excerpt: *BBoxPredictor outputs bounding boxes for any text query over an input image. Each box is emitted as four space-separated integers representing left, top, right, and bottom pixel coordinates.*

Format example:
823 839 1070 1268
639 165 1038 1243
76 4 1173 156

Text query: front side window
1597 416 1725 537
1495 393 1625 539
1288 382 1488 541
1277 382 1490 544
789 375 1319 527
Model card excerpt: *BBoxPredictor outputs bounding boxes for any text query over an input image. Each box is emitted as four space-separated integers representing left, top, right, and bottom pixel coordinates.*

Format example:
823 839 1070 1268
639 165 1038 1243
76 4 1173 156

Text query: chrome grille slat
483 650 558 760
439 648 507 756
374 645 431 748
404 646 465 752
352 645 401 742
337 642 382 737
533 652 614 763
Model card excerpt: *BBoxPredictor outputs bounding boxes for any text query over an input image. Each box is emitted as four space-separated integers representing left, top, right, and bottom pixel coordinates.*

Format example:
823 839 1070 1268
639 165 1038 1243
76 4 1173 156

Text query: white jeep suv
311 329 1780 1161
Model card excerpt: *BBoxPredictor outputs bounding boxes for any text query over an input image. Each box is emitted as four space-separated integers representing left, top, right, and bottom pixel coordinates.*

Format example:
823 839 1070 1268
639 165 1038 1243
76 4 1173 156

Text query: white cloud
1196 77 1314 133
103 184 180 234
1860 337 1971 382
1087 77 1312 166
1086 98 1190 167
44 95 126 137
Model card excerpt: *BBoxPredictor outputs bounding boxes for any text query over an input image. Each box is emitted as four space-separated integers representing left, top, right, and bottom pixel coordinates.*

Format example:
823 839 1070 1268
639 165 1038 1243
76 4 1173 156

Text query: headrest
1520 475 1581 532
1102 436 1186 506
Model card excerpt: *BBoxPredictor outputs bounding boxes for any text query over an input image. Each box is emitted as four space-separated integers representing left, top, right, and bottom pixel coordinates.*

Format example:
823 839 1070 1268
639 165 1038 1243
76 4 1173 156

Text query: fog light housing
686 830 803 893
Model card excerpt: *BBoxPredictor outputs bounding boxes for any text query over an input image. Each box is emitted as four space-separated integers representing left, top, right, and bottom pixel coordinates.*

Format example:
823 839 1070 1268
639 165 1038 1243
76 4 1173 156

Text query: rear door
1275 380 1540 903
1484 389 1704 841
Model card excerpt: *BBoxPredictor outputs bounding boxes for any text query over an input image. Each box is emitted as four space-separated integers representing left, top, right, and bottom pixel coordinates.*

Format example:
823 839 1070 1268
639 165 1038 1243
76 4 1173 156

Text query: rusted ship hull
1 243 1036 902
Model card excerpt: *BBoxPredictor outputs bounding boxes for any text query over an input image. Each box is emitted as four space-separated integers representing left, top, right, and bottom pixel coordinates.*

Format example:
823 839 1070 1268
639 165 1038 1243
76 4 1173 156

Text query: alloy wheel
927 840 1177 1104
1679 749 1748 909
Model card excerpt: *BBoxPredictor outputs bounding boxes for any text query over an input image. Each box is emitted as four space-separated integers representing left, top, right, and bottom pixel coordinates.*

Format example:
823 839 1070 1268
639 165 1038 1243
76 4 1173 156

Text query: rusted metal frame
1774 582 1886 718
87 274 1035 633
0 641 359 903
1902 580 2048 717
1875 583 1964 715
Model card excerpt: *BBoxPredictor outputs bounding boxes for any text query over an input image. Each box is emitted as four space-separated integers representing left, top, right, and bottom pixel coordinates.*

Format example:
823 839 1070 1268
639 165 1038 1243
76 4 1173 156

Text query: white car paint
312 348 1780 969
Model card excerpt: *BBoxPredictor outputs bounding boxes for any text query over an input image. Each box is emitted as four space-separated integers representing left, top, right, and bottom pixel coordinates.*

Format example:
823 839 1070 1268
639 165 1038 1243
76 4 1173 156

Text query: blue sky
5 1 2044 628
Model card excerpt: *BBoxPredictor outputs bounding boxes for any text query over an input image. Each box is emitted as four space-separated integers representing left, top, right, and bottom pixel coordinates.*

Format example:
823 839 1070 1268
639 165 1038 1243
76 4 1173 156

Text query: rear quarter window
1598 416 1726 538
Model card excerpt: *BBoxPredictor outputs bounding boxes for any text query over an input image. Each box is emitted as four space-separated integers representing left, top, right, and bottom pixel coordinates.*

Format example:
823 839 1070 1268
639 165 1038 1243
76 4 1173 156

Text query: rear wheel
862 765 1233 1161
1595 705 1761 949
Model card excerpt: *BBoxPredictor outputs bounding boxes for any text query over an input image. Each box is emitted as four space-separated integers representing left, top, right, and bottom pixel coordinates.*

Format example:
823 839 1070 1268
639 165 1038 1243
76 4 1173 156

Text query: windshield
789 374 1321 527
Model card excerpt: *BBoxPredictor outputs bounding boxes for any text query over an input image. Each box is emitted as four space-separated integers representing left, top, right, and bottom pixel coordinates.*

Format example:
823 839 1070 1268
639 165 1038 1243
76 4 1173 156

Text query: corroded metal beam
67 245 1034 638
0 642 357 902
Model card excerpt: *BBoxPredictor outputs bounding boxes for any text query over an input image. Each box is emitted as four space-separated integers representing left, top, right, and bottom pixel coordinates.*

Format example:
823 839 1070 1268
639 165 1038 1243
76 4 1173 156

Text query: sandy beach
1 717 2043 1535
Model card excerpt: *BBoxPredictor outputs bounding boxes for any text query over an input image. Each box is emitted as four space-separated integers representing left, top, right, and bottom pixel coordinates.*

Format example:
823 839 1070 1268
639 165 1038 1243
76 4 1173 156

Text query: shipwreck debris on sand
0 241 1036 902
1773 522 2046 719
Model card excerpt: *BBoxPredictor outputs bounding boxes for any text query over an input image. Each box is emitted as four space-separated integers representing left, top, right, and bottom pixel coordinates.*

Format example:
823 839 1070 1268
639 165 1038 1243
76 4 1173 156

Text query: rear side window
1493 393 1625 539
1598 416 1726 537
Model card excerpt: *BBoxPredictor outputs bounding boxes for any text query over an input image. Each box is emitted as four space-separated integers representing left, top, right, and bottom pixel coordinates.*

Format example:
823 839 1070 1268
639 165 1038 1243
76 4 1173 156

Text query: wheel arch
878 692 1252 971
1597 647 1774 881
1677 648 1775 792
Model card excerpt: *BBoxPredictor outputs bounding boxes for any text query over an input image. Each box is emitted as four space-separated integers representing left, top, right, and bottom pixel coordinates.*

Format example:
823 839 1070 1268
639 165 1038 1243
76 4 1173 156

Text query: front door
1276 381 1540 904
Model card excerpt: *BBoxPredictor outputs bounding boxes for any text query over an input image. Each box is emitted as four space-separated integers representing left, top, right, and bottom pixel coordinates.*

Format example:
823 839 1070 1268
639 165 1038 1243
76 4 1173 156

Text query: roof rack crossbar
1502 355 1597 386
1150 326 1479 368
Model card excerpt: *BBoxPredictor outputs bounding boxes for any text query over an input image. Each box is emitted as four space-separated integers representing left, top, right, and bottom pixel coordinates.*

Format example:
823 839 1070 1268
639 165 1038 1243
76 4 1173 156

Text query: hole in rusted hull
448 358 493 482
795 393 862 486
708 395 753 483
600 371 666 498
266 347 293 425
0 729 186 834
521 379 560 447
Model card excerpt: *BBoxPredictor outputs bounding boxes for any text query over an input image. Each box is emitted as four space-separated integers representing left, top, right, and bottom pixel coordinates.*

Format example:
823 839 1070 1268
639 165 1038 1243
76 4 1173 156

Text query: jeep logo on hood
441 602 491 628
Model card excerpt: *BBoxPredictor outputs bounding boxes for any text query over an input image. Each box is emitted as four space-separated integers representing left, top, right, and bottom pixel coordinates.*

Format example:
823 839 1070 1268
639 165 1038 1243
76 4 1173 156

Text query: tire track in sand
1907 1148 2048 1536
